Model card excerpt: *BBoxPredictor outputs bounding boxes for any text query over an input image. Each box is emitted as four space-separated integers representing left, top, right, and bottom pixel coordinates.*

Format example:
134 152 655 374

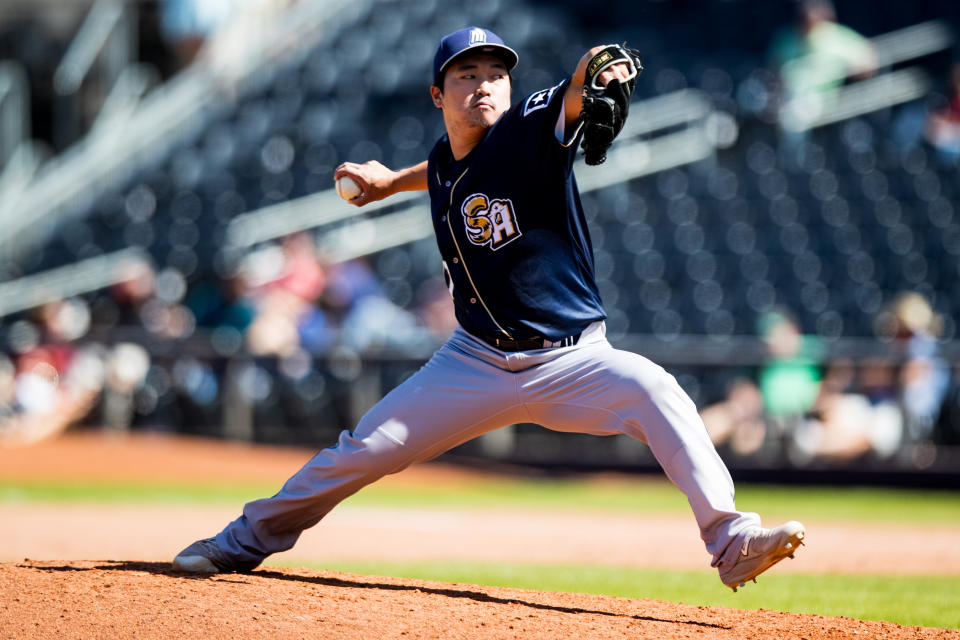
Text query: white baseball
336 176 363 201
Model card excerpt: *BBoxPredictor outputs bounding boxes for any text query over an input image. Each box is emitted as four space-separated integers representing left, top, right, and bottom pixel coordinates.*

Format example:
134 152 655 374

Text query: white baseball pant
215 321 761 570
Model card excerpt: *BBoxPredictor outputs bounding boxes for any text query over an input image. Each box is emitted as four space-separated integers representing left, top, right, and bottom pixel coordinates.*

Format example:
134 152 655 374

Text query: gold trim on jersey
558 119 585 148
439 168 514 339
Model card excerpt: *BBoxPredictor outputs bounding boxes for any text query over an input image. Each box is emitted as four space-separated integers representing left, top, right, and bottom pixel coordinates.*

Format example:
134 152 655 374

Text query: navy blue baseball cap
432 26 519 86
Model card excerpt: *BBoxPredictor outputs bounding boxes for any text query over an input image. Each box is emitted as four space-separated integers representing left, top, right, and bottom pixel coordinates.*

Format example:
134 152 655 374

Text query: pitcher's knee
319 426 411 477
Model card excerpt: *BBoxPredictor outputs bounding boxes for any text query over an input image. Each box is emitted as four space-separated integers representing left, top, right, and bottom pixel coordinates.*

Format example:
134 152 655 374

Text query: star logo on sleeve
523 85 559 117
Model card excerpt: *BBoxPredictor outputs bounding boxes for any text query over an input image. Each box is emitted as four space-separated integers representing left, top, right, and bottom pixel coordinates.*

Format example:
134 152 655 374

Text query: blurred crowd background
1 0 959 483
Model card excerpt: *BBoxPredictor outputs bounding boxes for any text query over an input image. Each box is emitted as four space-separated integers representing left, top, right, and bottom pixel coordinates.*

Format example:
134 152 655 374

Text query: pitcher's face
431 53 512 132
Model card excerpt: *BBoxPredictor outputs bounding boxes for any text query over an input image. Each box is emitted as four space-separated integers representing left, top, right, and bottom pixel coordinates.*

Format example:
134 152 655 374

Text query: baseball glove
580 44 643 166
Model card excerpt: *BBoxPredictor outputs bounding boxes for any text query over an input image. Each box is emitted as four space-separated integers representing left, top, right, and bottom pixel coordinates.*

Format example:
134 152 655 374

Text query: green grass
273 559 960 630
2 475 959 525
0 480 275 505
732 483 960 525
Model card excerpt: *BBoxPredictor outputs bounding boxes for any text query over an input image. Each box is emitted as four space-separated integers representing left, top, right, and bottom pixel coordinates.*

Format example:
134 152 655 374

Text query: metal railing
0 61 29 170
0 0 369 268
872 20 954 68
90 63 159 134
780 67 931 132
0 248 149 318
51 0 136 149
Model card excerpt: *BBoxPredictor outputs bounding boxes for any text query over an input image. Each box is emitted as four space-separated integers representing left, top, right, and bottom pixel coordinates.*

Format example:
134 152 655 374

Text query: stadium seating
3 0 960 462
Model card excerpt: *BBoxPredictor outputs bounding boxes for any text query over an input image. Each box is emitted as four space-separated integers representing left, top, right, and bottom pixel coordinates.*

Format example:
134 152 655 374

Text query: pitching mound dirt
3 561 957 640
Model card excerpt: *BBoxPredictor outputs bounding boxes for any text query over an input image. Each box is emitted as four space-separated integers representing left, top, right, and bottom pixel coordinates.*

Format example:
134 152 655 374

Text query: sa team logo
461 193 522 250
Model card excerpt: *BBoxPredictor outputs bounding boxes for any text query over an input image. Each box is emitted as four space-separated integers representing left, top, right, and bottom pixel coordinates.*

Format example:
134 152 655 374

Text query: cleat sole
721 521 806 591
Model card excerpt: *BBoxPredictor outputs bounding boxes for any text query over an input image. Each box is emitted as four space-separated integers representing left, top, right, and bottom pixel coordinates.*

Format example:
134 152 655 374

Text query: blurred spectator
246 288 309 357
876 292 950 443
0 299 107 446
161 0 240 66
770 0 876 164
110 259 157 325
791 292 950 463
321 258 384 320
188 279 246 327
756 309 824 424
790 357 901 464
187 270 258 354
109 261 197 340
241 233 334 357
701 308 907 464
162 0 297 75
770 0 876 101
700 376 767 457
323 258 432 352
702 310 823 457
924 63 960 167
274 233 326 302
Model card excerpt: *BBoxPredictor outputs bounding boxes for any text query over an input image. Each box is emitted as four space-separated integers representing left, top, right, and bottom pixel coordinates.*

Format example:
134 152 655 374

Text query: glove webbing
584 44 643 91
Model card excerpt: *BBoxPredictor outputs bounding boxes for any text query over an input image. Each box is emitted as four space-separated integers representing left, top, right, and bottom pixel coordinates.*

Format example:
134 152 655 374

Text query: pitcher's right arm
333 160 428 207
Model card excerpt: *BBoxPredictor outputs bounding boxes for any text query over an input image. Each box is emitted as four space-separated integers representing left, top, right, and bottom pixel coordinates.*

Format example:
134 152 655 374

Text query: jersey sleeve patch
523 84 561 117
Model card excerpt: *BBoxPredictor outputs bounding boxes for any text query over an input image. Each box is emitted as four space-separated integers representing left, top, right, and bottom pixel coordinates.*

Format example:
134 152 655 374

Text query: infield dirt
1 431 958 639
3 561 959 640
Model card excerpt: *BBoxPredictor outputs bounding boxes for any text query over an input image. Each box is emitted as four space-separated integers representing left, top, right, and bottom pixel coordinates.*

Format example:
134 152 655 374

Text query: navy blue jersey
427 80 606 341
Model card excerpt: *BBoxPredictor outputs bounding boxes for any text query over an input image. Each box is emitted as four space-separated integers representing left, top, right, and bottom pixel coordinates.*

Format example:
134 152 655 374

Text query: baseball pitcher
174 26 805 591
